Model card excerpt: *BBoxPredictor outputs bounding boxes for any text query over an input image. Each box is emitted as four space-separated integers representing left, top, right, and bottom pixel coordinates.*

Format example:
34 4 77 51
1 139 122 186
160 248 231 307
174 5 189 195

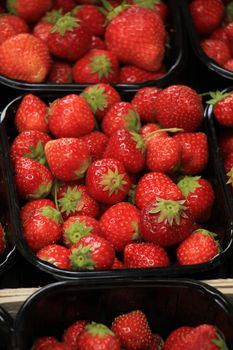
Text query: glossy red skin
63 320 87 347
213 93 233 127
33 336 59 350
183 324 223 349
0 224 5 255
36 244 71 269
77 326 121 350
164 327 193 349
0 15 29 44
47 61 72 83
73 5 106 36
20 198 55 223
120 65 164 83
90 35 106 50
33 21 53 44
201 39 231 66
132 87 161 122
12 0 53 22
140 123 167 145
80 131 109 161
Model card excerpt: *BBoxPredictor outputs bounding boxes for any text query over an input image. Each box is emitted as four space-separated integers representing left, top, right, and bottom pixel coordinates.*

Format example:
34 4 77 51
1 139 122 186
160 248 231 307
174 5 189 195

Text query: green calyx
130 131 146 153
43 9 63 24
58 186 83 216
100 168 127 195
70 244 94 270
65 220 92 246
39 206 63 224
128 184 136 205
206 90 231 105
81 85 108 114
31 182 52 199
149 198 188 225
125 109 141 133
86 322 114 337
51 13 80 36
101 0 129 21
212 332 229 350
227 168 233 186
225 2 233 23
132 0 160 9
177 176 201 197
194 229 221 253
6 0 16 15
131 221 141 240
74 159 91 179
89 55 113 79
23 141 47 165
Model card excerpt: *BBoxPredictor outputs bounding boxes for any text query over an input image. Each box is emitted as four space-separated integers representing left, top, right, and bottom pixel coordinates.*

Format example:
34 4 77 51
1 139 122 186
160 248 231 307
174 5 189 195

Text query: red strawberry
0 224 6 255
20 198 55 223
105 6 166 71
102 102 141 136
111 310 153 350
77 322 120 350
32 9 63 43
33 336 59 350
164 326 193 350
48 94 95 138
201 38 231 66
0 14 29 44
183 324 228 349
80 131 109 161
47 13 91 61
189 0 224 35
124 242 170 268
47 61 72 83
69 234 115 270
224 59 233 71
53 0 77 13
176 229 220 265
111 257 124 269
149 333 164 350
130 0 168 20
173 132 208 175
73 5 106 36
73 49 119 83
140 123 167 145
63 320 87 348
135 172 183 209
140 198 195 247
120 65 164 83
22 206 62 251
154 85 204 132
36 244 71 269
177 176 215 222
45 138 91 182
207 90 233 127
86 158 131 204
225 21 233 55
225 152 233 188
100 202 140 251
211 27 229 43
81 83 121 120
6 0 53 23
15 158 53 200
132 87 161 123
218 128 233 159
14 94 48 133
40 343 70 350
90 35 106 50
0 33 51 83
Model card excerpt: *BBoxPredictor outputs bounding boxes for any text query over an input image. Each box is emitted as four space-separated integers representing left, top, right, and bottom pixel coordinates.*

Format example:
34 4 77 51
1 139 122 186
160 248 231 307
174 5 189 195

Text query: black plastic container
13 279 233 349
0 306 14 350
0 0 186 92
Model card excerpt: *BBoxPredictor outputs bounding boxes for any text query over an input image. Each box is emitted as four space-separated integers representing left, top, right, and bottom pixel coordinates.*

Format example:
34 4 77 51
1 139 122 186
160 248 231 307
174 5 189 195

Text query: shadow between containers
0 305 14 350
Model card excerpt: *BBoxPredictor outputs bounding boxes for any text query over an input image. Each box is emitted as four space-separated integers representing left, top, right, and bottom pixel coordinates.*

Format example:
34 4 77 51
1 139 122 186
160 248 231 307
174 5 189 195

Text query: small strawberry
73 5 106 36
47 61 72 83
69 234 115 270
201 38 231 66
45 138 91 182
48 94 95 138
0 224 6 255
15 158 53 200
149 333 164 350
183 324 228 349
86 158 131 204
164 326 193 350
0 14 29 44
63 320 87 348
6 0 53 23
207 90 233 127
36 244 71 269
111 310 153 350
15 94 48 133
124 242 170 268
132 87 161 123
80 131 109 161
77 322 121 350
90 35 106 50
120 65 164 83
33 336 59 350
73 49 119 83
20 198 55 223
176 229 220 265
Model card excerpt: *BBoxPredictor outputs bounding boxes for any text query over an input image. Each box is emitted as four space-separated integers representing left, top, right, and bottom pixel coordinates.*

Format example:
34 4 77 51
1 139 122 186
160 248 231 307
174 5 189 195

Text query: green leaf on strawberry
74 159 91 179
58 186 83 215
132 0 160 9
43 9 63 24
88 54 113 79
23 140 47 165
85 322 115 337
70 244 94 269
64 220 92 246
206 90 231 105
130 131 146 153
125 109 141 132
51 13 80 36
39 206 63 224
100 168 127 195
81 86 108 113
131 221 140 240
177 176 201 197
211 332 228 349
32 182 53 199
149 198 188 225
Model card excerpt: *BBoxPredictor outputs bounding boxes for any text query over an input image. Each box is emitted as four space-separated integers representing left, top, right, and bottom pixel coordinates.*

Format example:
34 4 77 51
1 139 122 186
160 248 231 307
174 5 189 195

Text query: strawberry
207 90 233 127
80 131 109 160
132 87 161 123
62 215 102 247
32 9 63 43
63 320 87 348
224 59 233 71
225 152 233 188
201 39 231 66
140 198 195 247
111 310 153 350
48 94 95 138
177 176 215 222
124 242 170 268
45 138 91 182
0 14 29 44
173 132 208 175
90 35 106 50
176 229 220 265
73 5 106 36
164 326 193 350
86 158 131 204
105 6 166 71
36 244 71 269
0 224 6 255
189 0 224 35
130 0 168 21
53 0 77 13
6 0 53 23
73 49 119 83
47 61 72 83
219 128 233 159
69 234 115 270
225 21 233 55
149 333 164 350
22 206 62 251
33 336 59 350
77 322 120 350
210 27 229 44
14 94 48 133
15 158 53 200
111 257 124 269
154 85 204 132
100 202 140 251
40 343 70 350
81 83 121 120
140 123 167 145
20 198 55 223
10 130 50 166
102 102 141 136
47 13 91 61
135 172 183 209
0 33 51 83
120 65 164 83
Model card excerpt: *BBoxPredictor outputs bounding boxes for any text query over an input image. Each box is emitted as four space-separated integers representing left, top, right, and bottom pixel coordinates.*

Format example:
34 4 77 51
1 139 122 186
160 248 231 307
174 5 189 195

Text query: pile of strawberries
32 309 229 349
0 0 170 84
8 83 223 272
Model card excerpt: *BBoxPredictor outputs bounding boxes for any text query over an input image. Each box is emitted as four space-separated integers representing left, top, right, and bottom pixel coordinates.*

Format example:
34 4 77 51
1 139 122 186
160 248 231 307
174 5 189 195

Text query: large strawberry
36 244 71 269
63 320 87 348
6 0 53 22
132 87 161 122
164 326 193 350
80 131 109 161
0 14 29 44
20 198 55 223
73 4 106 36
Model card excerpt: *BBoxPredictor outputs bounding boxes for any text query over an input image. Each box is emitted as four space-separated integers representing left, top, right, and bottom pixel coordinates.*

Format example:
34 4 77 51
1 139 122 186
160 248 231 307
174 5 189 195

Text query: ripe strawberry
120 65 165 83
177 176 215 222
210 27 229 44
154 85 204 132
48 94 95 138
132 87 161 123
63 320 87 348
20 198 55 223
0 33 51 83
124 242 170 268
47 13 91 61
73 5 106 36
86 158 131 204
225 152 233 188
22 206 62 251
80 131 109 161
149 333 164 350
111 257 124 269
77 322 120 350
0 14 29 44
130 0 168 21
45 138 91 182
73 49 119 83
135 172 183 209
164 326 193 349
183 324 228 349
173 132 208 174
53 0 77 13
176 229 220 265
47 61 72 83
225 21 233 55
207 90 233 127
15 158 53 200
189 0 224 35
69 234 115 270
224 59 233 71
36 244 71 269
90 35 106 50
140 198 195 247
33 336 59 350
111 310 153 350
201 39 231 66
105 6 166 71
14 94 48 133
140 123 167 145
218 128 233 159
32 9 63 43
81 83 121 120
0 224 6 255
6 0 53 22
100 202 140 251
